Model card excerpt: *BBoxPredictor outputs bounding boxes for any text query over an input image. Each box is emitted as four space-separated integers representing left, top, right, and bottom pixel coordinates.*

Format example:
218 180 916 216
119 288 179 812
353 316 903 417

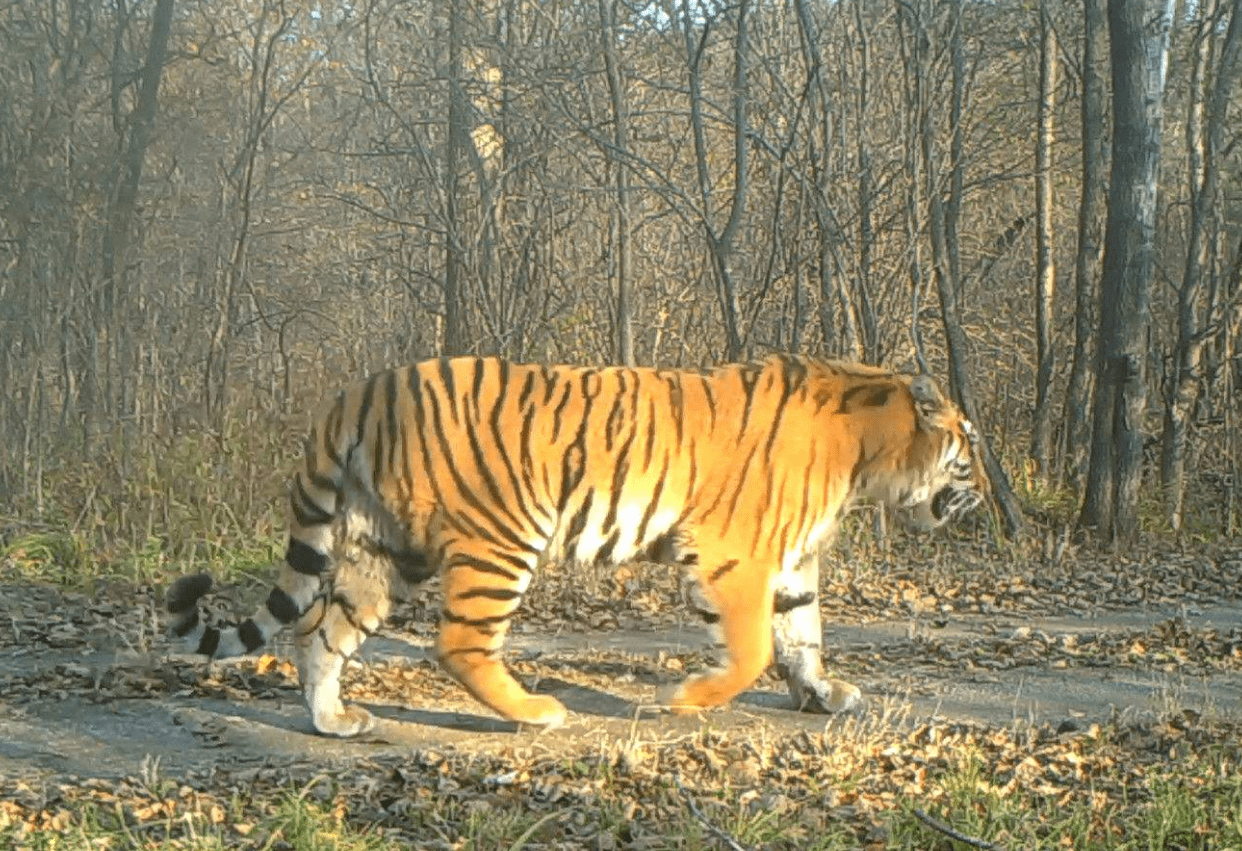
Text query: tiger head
882 374 989 532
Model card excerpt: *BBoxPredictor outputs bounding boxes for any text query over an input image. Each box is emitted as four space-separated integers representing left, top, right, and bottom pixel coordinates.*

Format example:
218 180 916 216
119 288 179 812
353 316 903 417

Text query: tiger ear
909 374 947 426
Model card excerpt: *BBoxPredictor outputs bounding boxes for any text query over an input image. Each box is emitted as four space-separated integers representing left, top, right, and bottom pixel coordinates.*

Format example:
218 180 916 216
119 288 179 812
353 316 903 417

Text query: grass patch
6 719 1242 851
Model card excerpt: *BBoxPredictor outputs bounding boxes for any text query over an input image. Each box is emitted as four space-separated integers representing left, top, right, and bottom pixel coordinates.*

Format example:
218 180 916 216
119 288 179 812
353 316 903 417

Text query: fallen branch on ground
913 808 1008 850
673 773 753 851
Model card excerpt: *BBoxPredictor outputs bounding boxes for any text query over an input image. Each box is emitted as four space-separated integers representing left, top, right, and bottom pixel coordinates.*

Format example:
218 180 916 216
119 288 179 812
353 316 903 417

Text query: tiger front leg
662 558 775 712
772 557 863 714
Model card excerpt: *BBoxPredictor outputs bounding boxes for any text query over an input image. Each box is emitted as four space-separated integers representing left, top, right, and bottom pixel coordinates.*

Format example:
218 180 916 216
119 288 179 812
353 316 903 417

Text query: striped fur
167 355 987 735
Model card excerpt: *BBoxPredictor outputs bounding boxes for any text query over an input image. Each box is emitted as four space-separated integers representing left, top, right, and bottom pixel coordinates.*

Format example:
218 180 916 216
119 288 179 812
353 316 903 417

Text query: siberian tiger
167 355 987 736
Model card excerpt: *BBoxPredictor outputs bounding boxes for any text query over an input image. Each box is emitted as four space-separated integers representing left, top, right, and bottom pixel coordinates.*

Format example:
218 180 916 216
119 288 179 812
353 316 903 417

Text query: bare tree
1063 0 1108 486
1081 0 1176 543
1029 0 1058 476
681 0 749 362
443 0 469 356
1160 0 1242 530
599 0 635 366
906 0 1025 536
100 0 176 424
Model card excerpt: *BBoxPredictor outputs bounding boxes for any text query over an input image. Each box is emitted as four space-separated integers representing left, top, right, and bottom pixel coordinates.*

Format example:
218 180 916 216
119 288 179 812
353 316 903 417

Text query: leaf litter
1 543 1241 847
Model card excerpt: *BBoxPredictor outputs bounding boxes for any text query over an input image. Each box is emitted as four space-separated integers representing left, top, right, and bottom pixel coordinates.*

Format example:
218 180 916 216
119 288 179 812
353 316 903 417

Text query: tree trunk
1081 0 1175 543
915 0 1025 536
1160 0 1242 530
1030 0 1058 476
682 0 748 362
100 0 175 419
443 0 468 356
1064 0 1108 486
599 0 635 367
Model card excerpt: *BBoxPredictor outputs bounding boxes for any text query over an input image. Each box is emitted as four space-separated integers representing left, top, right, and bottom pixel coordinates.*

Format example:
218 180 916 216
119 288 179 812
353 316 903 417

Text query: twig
672 773 753 851
912 808 1008 850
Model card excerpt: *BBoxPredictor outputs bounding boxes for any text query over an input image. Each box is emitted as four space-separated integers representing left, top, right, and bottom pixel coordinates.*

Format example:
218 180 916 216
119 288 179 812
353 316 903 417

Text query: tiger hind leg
662 557 775 712
294 551 394 737
434 548 565 727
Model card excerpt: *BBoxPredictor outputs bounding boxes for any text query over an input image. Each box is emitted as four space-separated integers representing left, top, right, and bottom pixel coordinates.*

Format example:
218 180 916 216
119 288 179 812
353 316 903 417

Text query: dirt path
3 586 1240 783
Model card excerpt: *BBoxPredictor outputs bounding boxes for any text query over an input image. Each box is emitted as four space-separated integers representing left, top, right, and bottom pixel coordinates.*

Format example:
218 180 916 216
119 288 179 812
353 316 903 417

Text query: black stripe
491 548 534 574
752 470 781 554
439 646 496 660
700 376 717 430
762 366 795 463
774 590 816 614
332 593 376 636
597 528 622 563
838 383 893 413
448 554 522 582
665 376 685 446
438 357 460 424
462 381 528 534
171 609 200 638
411 373 446 506
292 478 333 527
601 427 636 533
196 627 220 657
356 373 379 447
287 538 328 576
711 442 758 535
604 373 627 451
470 357 486 415
384 369 399 480
267 586 300 623
440 609 508 629
307 470 338 494
558 441 587 512
455 587 522 601
238 619 264 653
323 396 344 468
709 559 739 583
424 388 531 551
564 489 595 551
634 453 669 546
642 398 658 468
550 381 574 442
517 370 536 412
317 627 341 657
540 366 557 405
738 365 761 433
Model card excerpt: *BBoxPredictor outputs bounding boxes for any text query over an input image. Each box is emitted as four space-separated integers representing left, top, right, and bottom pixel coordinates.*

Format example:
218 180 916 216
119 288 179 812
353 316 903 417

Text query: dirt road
3 578 1240 782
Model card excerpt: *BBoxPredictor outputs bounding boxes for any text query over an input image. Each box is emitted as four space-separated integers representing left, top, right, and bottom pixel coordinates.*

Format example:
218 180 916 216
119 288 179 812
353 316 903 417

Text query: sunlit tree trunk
1081 0 1175 543
1030 0 1058 477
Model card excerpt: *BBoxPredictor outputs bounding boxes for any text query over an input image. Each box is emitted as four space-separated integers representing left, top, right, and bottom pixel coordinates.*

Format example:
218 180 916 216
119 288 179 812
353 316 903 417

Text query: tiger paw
654 682 700 714
509 695 567 728
312 704 377 737
790 677 864 714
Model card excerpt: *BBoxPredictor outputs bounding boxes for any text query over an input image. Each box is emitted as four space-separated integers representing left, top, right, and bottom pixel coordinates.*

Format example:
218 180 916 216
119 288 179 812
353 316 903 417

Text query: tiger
166 354 988 737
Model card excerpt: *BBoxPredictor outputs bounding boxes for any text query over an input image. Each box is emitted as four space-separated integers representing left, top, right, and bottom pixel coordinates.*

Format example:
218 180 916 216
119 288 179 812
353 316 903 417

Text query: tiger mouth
932 486 982 520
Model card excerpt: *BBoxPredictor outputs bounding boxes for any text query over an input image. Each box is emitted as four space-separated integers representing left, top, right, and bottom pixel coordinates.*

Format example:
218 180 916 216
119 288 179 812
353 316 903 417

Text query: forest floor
3 541 1242 848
